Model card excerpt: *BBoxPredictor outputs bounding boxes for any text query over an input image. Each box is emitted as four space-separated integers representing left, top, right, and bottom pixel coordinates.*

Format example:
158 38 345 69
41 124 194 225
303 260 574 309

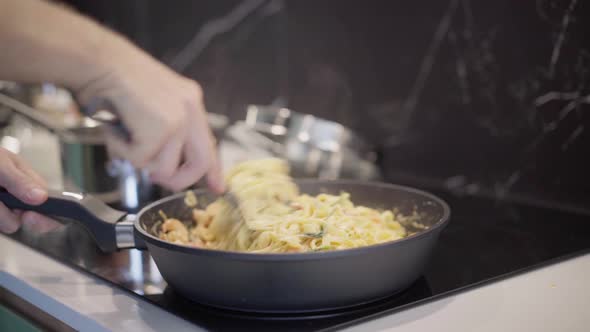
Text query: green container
0 304 42 332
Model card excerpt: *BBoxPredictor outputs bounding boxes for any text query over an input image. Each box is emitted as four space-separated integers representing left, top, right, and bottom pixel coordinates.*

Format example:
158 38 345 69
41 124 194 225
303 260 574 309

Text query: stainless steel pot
243 105 380 180
0 92 155 211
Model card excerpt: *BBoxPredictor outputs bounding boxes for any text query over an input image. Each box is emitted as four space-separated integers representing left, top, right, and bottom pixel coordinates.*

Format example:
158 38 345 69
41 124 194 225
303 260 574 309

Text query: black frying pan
0 180 450 313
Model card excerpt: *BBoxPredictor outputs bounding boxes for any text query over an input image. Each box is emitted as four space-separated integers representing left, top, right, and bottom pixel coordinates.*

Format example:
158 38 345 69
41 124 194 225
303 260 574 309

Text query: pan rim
134 179 451 261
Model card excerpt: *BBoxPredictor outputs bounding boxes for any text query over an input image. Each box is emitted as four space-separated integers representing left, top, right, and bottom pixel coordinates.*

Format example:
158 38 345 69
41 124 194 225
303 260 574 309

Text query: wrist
74 33 134 105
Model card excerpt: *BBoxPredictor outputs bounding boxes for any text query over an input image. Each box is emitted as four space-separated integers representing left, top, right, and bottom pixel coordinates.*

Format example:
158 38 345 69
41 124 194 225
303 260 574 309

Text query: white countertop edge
0 236 202 332
0 271 108 332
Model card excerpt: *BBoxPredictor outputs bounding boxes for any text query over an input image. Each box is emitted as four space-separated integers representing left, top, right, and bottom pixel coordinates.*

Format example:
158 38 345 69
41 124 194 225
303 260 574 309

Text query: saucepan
244 105 381 180
0 180 450 313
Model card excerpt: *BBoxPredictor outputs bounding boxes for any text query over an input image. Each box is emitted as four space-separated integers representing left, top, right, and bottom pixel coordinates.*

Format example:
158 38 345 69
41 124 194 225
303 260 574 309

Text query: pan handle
0 188 142 252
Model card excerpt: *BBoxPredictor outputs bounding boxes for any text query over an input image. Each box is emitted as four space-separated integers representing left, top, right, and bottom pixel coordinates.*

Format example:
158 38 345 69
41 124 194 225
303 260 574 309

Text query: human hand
0 147 61 234
77 43 224 193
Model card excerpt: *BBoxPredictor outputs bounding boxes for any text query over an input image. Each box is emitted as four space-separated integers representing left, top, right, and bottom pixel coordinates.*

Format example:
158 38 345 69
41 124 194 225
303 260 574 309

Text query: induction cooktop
7 189 590 331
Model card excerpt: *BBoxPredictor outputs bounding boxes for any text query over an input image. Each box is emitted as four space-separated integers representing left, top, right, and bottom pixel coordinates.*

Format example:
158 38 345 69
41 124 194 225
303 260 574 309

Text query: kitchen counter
2 103 590 331
0 236 196 332
1 234 589 331
342 251 590 332
1 0 589 328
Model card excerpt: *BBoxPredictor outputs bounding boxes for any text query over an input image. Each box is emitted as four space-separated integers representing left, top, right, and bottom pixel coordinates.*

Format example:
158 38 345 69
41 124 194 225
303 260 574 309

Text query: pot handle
0 188 140 252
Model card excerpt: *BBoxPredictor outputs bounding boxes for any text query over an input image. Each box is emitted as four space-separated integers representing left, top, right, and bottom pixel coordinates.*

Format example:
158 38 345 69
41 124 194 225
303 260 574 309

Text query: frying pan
0 180 450 313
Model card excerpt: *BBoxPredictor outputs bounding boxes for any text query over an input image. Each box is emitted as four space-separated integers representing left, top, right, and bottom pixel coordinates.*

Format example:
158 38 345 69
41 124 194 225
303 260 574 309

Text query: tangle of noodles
158 158 409 253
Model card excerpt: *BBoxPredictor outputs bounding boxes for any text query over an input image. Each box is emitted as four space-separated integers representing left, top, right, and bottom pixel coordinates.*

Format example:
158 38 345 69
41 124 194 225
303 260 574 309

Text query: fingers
103 122 170 169
205 136 225 194
156 139 210 192
188 89 224 193
146 127 185 182
21 211 62 234
0 202 20 233
0 155 47 205
156 93 225 192
11 153 48 188
0 208 61 234
95 74 222 192
1 149 52 234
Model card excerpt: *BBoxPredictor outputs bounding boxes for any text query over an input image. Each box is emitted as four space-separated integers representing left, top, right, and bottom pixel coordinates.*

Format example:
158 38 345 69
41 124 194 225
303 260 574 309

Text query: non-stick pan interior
138 180 449 240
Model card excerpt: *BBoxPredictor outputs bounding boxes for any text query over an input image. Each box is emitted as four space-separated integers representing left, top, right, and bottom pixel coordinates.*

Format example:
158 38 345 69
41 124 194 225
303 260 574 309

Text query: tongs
80 97 131 142
221 189 248 226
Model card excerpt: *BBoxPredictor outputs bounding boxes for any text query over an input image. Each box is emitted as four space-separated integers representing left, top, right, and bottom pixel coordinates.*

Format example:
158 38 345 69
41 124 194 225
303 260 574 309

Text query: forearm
0 0 135 91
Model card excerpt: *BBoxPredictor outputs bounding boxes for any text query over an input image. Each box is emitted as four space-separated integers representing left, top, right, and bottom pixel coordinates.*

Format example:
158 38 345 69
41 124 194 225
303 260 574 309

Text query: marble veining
52 0 590 210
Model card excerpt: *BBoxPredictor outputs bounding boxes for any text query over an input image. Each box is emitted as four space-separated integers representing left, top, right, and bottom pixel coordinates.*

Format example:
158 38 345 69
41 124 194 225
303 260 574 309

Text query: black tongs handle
79 97 132 142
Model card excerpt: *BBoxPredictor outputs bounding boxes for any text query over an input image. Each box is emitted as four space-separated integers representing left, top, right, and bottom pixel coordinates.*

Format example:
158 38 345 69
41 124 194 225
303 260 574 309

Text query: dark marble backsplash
65 0 590 211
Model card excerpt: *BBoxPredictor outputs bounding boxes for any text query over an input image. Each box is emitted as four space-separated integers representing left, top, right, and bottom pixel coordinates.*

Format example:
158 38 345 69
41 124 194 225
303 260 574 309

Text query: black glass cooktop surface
7 189 590 331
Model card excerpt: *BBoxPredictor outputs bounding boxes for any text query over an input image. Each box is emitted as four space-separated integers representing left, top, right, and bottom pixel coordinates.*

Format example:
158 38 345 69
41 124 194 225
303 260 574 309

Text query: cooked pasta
158 158 411 253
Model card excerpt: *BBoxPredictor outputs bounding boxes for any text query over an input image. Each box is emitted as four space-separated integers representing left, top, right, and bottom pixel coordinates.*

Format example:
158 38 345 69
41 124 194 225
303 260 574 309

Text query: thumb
0 162 47 205
206 153 225 194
